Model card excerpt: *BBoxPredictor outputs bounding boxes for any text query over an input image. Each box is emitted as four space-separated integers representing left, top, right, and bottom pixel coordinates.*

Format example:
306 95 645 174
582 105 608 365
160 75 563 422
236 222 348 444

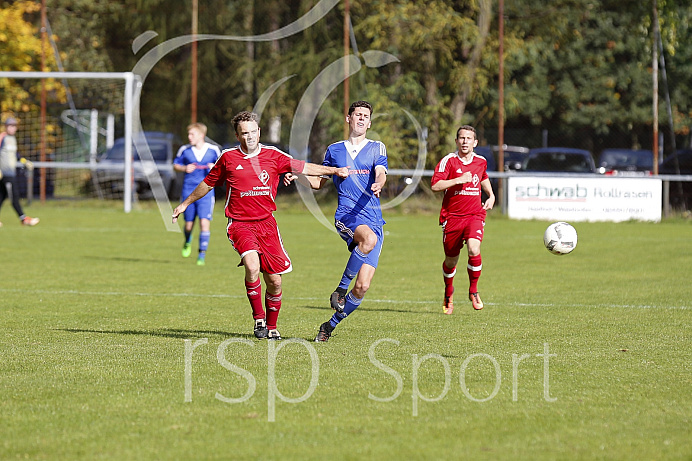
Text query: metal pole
124 73 134 213
90 109 98 161
191 0 198 124
343 0 350 139
498 0 505 213
652 0 659 174
40 0 47 203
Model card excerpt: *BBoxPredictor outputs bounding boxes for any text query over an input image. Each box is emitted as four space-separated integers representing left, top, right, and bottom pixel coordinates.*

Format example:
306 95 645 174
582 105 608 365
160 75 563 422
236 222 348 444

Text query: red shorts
442 215 485 257
227 216 293 275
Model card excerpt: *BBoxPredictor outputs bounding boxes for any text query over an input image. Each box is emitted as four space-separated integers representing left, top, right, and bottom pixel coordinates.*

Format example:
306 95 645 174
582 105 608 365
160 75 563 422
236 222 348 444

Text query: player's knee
444 256 459 268
245 270 260 284
244 262 261 281
359 233 377 254
265 275 281 292
467 240 481 256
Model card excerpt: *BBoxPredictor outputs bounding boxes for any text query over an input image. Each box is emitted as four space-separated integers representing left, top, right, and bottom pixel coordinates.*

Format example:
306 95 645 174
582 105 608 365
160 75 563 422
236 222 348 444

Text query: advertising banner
507 176 662 222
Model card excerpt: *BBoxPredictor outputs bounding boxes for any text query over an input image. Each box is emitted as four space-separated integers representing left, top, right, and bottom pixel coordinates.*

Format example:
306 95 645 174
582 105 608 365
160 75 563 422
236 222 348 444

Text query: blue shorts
335 215 384 268
183 192 214 222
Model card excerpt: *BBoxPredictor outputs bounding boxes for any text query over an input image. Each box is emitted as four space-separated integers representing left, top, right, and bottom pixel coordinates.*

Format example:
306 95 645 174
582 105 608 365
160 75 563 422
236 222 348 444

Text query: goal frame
0 71 138 212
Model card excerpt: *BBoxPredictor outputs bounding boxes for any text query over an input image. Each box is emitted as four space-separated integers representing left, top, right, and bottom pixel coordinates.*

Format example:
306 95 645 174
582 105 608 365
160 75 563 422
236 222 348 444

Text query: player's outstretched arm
301 162 349 178
172 182 214 223
285 173 327 190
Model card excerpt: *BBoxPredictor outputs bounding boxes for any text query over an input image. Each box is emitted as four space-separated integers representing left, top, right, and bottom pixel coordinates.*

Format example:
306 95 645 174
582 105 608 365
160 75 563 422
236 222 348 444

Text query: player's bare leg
466 238 484 310
242 251 268 339
351 263 375 299
443 254 459 314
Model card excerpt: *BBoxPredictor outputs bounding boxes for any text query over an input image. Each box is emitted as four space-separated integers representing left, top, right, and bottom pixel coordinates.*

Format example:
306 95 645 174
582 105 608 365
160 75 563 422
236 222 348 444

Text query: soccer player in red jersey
431 125 495 314
172 111 349 340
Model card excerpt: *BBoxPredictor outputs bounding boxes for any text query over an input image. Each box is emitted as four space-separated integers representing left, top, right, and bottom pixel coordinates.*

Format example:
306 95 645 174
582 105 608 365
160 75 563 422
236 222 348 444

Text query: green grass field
1 199 690 460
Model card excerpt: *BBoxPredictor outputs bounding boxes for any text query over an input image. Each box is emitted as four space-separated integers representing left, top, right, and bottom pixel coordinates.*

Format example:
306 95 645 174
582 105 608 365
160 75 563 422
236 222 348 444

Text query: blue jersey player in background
173 122 221 265
293 101 388 342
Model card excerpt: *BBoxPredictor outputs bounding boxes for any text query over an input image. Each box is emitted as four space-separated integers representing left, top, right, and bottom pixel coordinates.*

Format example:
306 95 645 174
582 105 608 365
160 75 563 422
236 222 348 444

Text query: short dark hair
456 125 476 140
231 111 260 134
348 100 373 117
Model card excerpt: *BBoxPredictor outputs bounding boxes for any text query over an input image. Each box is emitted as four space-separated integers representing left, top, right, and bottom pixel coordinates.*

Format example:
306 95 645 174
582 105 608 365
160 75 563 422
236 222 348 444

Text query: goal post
0 71 138 212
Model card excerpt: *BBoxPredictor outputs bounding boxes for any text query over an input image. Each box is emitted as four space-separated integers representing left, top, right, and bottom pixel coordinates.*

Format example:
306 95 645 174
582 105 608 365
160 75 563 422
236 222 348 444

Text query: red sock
443 262 456 298
245 279 264 320
265 291 282 330
467 255 482 293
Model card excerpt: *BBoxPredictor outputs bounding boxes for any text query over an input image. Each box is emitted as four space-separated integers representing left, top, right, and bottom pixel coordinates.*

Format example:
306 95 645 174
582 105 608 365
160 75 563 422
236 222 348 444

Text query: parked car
658 149 692 209
523 147 596 174
597 148 654 176
94 131 180 199
472 145 497 173
500 145 531 171
473 145 498 201
475 144 530 172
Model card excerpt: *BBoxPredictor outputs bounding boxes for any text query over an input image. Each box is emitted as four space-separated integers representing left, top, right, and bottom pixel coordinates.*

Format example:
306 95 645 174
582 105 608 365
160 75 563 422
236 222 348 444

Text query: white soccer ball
543 222 578 255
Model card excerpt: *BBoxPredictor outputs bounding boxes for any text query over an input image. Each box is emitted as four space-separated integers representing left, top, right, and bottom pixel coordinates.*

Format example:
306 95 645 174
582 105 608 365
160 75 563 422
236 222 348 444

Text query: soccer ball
543 222 578 255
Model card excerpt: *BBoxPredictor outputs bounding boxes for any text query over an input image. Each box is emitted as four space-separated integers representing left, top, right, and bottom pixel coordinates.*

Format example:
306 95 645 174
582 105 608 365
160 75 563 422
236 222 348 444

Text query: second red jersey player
431 125 495 315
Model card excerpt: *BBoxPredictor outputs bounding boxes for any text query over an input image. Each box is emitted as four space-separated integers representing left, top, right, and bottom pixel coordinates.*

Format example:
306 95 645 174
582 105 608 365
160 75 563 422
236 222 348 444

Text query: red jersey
431 152 489 224
204 144 305 221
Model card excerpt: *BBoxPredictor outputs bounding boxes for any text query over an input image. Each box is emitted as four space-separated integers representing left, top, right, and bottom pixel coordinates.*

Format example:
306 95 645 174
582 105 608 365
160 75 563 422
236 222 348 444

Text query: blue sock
339 247 367 291
329 291 363 328
199 231 210 252
184 230 192 244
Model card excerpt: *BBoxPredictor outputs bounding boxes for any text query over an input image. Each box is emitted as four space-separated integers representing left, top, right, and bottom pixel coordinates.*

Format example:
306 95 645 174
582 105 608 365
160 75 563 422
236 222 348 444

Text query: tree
0 1 61 115
354 0 497 164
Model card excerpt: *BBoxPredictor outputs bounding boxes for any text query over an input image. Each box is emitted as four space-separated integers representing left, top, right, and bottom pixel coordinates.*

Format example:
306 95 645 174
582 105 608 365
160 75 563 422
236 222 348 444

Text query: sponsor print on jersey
240 186 271 198
259 170 269 185
455 189 480 196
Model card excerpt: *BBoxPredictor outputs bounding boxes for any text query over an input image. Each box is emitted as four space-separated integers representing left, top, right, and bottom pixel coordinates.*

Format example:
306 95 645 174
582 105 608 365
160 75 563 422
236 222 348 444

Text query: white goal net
0 71 138 210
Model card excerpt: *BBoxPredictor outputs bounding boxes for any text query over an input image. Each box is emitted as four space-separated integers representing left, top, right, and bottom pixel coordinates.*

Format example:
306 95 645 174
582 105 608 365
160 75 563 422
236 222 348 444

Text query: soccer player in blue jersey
173 123 221 265
296 101 388 342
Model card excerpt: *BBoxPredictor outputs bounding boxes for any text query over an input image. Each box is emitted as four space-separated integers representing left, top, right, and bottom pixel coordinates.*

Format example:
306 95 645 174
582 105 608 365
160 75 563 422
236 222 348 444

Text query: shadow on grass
83 255 175 264
299 304 434 314
57 327 252 340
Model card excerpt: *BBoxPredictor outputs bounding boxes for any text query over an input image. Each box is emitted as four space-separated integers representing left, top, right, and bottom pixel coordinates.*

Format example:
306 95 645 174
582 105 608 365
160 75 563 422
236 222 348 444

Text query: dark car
473 145 498 201
597 148 654 176
473 146 497 172
658 149 692 209
476 144 530 172
94 131 180 199
523 147 596 174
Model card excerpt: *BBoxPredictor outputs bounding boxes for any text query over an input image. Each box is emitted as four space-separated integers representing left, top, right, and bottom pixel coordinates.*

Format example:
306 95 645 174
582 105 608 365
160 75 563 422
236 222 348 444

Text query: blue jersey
174 142 221 196
322 139 388 227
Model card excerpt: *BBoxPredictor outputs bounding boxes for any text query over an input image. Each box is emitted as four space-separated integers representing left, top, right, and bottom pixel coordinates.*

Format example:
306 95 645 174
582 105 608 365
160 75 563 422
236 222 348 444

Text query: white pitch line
1 288 689 310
